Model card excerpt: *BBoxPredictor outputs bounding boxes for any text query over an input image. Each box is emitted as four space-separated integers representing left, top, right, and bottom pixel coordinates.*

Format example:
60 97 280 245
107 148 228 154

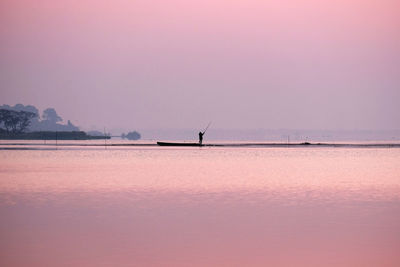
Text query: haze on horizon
1 0 399 132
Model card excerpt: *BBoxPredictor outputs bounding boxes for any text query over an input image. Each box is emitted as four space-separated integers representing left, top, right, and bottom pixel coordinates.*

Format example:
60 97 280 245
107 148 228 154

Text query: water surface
1 146 399 266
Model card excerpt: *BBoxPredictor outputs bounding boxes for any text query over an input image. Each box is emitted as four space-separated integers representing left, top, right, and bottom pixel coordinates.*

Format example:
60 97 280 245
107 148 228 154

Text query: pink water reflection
1 147 400 266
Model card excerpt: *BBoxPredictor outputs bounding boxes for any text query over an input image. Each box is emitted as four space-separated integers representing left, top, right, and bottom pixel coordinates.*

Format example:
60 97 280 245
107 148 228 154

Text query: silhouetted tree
17 111 37 133
42 108 62 123
0 109 37 133
122 131 141 140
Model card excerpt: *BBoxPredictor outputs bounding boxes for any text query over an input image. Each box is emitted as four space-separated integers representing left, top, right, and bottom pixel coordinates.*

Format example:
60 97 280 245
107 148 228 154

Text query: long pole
203 121 212 134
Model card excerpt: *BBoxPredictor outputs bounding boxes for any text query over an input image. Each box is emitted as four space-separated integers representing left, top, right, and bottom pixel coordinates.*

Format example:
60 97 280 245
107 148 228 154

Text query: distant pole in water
56 131 58 149
104 127 107 149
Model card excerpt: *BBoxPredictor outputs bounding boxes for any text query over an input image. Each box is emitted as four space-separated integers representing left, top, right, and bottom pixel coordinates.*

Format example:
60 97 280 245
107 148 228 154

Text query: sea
1 140 400 266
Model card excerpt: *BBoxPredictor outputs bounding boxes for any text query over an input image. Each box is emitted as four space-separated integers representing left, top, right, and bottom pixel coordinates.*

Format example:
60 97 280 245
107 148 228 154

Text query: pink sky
1 0 399 131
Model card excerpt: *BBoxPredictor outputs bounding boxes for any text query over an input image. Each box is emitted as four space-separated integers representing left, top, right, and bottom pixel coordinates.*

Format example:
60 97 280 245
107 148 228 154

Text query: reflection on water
1 147 400 266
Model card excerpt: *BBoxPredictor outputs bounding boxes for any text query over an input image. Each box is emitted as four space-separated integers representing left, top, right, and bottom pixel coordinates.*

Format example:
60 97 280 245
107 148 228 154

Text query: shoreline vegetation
0 131 110 140
1 104 141 140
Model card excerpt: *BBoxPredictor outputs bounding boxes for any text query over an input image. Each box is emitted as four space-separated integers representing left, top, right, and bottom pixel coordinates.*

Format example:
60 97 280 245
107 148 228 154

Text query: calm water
1 146 400 266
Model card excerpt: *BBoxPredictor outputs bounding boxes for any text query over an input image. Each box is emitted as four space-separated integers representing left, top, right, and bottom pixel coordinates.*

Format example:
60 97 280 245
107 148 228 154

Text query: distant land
0 104 141 140
0 104 79 132
0 130 111 140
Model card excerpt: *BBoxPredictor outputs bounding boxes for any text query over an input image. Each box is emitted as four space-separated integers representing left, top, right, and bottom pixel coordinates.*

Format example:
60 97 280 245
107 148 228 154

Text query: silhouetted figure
199 131 204 145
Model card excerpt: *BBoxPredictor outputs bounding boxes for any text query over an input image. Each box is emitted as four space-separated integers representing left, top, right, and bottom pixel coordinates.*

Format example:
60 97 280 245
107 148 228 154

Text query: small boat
157 141 203 147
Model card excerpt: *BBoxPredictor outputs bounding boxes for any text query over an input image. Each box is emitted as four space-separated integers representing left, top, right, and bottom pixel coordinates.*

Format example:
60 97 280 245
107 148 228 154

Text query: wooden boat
157 141 203 147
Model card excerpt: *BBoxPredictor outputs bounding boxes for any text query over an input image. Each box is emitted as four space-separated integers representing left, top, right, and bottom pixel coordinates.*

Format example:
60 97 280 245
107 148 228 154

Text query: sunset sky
1 0 399 131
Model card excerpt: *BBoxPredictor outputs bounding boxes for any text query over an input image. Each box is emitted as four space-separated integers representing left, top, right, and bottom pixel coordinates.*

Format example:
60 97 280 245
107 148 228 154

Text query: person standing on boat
198 122 211 145
199 131 204 145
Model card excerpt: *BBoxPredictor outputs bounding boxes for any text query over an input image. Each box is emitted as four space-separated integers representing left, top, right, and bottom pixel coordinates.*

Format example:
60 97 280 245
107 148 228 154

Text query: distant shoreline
0 131 110 140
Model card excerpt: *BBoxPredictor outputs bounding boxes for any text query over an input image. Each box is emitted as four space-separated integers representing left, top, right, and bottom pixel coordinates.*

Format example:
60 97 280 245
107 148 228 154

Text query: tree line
0 104 79 132
1 104 142 140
